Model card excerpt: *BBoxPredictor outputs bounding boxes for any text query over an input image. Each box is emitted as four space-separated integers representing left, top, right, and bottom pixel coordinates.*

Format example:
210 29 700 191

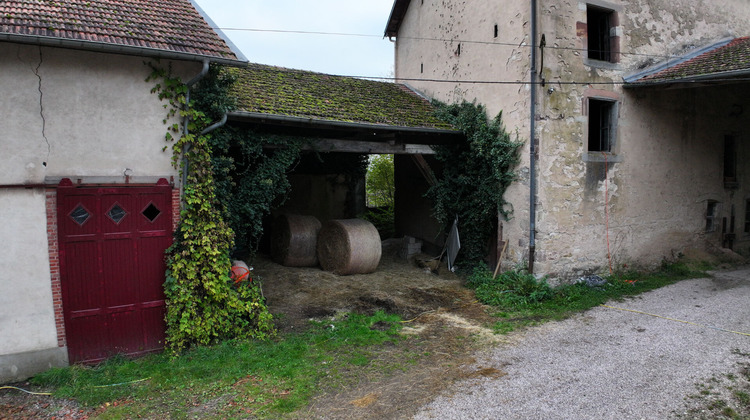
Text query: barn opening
222 112 462 262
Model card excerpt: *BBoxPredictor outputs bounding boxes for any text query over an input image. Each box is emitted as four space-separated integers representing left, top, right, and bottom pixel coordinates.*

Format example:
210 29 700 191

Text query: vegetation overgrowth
429 101 522 265
31 311 405 418
362 154 395 238
466 260 713 333
25 261 717 418
148 63 275 354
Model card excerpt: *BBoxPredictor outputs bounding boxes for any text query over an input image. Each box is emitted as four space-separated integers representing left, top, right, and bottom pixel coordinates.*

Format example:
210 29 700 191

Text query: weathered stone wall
394 0 534 269
393 0 750 280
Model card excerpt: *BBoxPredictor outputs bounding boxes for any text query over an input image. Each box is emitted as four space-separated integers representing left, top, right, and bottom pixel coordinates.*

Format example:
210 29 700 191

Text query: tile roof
627 37 750 86
229 63 454 130
0 0 242 63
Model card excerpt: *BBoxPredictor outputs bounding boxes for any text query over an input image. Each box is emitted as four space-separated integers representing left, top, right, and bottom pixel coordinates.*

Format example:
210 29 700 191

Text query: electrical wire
602 152 613 275
601 305 750 337
211 27 681 61
92 378 150 388
0 386 52 396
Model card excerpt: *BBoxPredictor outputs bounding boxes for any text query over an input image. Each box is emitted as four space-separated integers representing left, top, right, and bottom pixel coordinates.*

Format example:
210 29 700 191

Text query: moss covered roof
228 63 452 129
628 37 750 85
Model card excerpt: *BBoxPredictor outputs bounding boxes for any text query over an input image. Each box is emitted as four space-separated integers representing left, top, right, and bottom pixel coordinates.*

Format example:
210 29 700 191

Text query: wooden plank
492 240 509 279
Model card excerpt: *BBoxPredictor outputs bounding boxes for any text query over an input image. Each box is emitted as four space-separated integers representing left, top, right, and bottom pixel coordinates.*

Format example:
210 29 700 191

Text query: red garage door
58 181 173 363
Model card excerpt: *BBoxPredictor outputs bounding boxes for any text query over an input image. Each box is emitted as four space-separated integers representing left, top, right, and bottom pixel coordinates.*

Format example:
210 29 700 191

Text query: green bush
467 265 554 308
429 101 522 266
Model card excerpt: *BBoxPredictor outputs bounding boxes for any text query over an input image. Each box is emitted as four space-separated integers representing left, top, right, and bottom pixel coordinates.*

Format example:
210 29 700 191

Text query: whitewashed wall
0 43 199 381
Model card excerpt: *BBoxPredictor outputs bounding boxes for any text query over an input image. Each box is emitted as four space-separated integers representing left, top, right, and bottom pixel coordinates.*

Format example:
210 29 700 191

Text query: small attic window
587 5 617 63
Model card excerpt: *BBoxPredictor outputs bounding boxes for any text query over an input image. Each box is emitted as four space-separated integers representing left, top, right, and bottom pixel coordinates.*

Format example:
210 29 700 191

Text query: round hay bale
271 214 322 267
317 219 382 275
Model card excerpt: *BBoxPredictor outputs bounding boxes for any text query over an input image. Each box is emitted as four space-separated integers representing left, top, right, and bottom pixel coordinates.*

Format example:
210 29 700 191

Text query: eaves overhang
624 68 750 88
188 0 248 64
384 0 411 38
0 32 248 67
623 37 750 89
226 111 464 151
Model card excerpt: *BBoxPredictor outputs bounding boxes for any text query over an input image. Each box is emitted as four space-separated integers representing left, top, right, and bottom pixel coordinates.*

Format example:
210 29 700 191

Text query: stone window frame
706 200 721 233
578 0 623 70
582 88 622 163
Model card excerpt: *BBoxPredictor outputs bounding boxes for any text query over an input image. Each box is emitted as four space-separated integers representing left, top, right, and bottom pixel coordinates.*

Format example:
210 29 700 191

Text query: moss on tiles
227 64 454 129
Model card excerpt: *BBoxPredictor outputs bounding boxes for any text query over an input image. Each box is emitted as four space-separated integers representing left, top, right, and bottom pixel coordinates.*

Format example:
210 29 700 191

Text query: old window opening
706 200 719 232
588 98 615 152
744 199 750 234
69 204 91 226
494 24 498 38
724 135 738 188
587 5 614 62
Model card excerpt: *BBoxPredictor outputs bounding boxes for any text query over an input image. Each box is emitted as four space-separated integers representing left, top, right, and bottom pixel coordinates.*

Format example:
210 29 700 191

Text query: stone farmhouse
386 0 750 279
0 0 245 381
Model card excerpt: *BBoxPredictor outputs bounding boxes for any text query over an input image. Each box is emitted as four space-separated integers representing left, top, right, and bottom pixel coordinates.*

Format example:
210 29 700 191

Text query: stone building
386 0 750 279
0 0 244 381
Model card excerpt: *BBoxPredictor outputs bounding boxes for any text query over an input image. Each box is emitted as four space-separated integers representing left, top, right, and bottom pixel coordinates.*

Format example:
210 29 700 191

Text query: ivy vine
147 63 275 355
208 127 304 256
429 101 522 266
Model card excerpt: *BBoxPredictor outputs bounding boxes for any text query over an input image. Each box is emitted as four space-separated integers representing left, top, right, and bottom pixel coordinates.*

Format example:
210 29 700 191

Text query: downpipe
528 0 538 273
180 60 210 193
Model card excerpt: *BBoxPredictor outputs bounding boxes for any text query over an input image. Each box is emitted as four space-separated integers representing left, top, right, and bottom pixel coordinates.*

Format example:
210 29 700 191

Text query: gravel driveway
414 268 750 420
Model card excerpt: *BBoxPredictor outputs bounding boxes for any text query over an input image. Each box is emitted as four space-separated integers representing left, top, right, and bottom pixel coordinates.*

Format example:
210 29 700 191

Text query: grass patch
31 311 404 418
678 350 750 419
466 260 710 333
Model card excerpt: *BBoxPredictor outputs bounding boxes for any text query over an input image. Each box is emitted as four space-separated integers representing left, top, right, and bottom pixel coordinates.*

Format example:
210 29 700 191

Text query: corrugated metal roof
229 63 454 130
0 0 243 63
626 37 750 86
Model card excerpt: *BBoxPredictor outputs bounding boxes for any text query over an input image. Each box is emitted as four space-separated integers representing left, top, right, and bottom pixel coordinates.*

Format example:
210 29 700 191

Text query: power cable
601 305 750 337
212 27 683 61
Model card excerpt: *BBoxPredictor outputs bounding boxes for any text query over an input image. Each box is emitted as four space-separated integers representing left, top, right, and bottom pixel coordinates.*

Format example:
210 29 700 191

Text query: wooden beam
266 138 436 155
410 154 437 186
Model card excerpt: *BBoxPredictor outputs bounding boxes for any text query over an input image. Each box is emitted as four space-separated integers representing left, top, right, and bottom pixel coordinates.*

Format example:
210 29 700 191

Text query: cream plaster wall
0 43 199 378
393 0 750 280
0 190 56 354
0 45 194 184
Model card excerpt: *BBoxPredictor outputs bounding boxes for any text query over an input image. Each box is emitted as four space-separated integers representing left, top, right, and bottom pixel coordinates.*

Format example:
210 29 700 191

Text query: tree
366 154 394 208
363 154 395 238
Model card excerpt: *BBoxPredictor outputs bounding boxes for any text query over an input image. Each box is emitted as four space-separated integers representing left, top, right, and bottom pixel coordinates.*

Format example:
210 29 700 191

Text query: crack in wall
33 47 50 166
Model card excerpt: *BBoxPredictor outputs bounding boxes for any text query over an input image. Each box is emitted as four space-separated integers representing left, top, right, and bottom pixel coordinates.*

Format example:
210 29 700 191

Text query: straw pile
317 219 382 275
271 214 322 267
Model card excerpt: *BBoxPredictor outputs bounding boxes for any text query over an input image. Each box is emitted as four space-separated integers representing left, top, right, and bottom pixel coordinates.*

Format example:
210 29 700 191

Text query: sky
193 0 396 78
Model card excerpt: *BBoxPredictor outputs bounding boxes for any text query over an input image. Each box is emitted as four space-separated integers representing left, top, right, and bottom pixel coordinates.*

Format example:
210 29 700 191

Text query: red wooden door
58 181 172 363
